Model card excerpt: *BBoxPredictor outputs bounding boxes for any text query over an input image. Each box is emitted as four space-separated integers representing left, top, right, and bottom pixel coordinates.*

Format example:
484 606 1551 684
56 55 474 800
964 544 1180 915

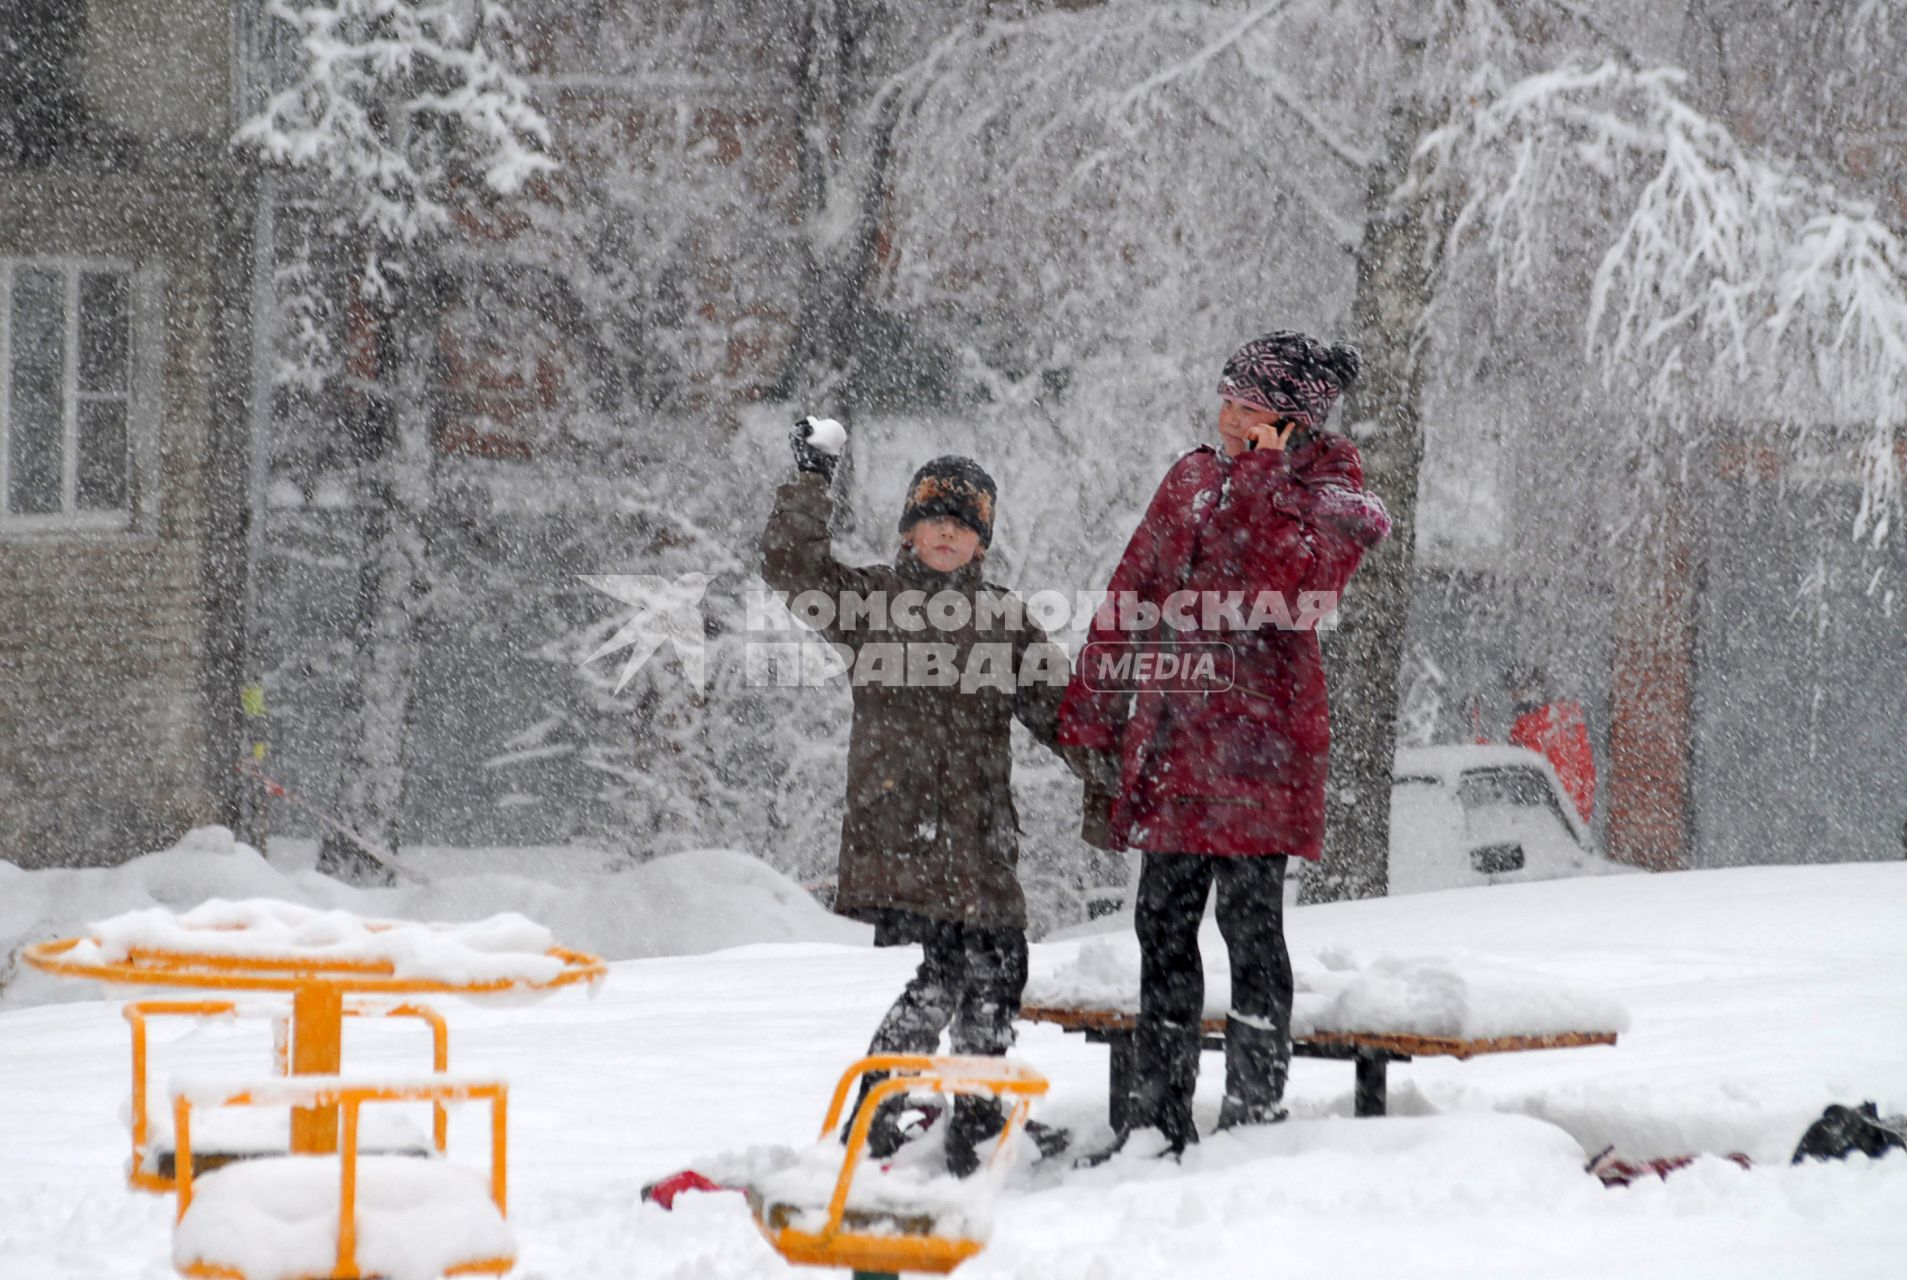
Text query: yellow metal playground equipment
749 1054 1049 1280
171 1077 512 1280
124 999 453 1193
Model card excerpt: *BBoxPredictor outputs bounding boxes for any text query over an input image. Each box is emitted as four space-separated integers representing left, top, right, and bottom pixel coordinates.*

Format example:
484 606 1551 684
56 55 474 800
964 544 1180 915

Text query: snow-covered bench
169 1074 512 1280
1021 940 1626 1120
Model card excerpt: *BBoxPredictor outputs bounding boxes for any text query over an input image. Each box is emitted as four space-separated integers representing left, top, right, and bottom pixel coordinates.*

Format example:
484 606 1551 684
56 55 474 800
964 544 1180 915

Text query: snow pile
172 1155 512 1280
1305 949 1630 1040
1028 935 1630 1040
1026 935 1137 1012
70 900 564 986
1 827 867 1008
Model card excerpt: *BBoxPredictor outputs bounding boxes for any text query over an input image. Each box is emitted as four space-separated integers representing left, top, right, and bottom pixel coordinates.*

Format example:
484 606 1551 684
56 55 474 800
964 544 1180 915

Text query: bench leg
1106 1031 1137 1132
1353 1050 1387 1117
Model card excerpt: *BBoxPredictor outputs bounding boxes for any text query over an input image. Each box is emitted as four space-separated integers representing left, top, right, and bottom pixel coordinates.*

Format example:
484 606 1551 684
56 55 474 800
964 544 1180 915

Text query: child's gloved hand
791 415 848 480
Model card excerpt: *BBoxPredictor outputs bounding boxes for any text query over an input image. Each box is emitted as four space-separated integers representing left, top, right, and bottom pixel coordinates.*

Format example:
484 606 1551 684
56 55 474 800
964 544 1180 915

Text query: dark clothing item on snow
850 912 1029 1172
897 454 998 547
761 471 1067 929
1057 433 1391 859
1126 852 1293 1150
1217 330 1361 433
1791 1102 1907 1164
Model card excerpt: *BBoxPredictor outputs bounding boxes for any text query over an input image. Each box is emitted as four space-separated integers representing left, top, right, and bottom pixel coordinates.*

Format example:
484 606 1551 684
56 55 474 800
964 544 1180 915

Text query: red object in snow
1587 1147 1754 1187
641 1169 735 1210
1057 434 1390 861
1510 699 1597 823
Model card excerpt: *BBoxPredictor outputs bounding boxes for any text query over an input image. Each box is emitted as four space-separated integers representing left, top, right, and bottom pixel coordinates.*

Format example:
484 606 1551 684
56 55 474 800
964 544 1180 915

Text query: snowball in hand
802 416 847 455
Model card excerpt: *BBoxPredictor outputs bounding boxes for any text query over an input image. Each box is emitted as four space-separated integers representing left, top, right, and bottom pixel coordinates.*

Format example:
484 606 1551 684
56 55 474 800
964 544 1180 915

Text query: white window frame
1 256 159 537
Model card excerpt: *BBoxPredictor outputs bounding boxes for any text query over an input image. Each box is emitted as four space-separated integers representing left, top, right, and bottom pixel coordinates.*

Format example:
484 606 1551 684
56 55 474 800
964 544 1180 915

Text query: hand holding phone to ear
1245 419 1301 453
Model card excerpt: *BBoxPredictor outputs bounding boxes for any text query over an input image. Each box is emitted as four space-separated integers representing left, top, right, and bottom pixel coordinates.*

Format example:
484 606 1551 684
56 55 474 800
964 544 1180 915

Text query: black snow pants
1131 851 1292 1146
853 910 1029 1160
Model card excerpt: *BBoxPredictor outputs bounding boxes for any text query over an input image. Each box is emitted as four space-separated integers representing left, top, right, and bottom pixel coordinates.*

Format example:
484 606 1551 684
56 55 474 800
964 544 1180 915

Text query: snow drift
0 826 868 1007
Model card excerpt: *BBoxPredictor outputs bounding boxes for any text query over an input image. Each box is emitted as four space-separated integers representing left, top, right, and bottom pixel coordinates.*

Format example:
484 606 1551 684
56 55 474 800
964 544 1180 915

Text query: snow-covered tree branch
239 0 554 290
1414 60 1907 545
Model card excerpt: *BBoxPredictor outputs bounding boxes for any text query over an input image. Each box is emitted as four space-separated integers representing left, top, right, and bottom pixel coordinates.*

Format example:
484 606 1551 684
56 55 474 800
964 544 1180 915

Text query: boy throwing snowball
760 416 1075 1175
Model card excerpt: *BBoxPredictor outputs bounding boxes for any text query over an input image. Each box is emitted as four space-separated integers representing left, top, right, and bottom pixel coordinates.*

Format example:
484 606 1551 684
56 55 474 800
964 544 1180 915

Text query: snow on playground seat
170 1075 511 1280
748 1055 1048 1277
125 999 452 1194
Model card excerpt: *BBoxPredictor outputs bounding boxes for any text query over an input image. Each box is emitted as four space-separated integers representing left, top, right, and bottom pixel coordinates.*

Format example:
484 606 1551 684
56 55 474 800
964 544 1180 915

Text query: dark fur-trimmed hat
899 455 997 547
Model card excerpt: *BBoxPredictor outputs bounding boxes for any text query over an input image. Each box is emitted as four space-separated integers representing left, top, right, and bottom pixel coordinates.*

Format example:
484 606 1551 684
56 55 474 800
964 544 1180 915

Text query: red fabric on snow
640 1169 734 1210
1587 1148 1753 1187
1057 432 1390 859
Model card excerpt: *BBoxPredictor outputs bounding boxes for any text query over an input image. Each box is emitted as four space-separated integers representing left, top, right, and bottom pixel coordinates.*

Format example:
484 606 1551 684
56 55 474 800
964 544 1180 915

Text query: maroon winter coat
1057 432 1391 860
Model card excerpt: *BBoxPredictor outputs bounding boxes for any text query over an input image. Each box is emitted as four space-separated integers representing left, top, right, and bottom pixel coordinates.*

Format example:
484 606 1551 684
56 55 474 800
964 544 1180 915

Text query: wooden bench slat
1301 1030 1618 1060
1019 1003 1617 1060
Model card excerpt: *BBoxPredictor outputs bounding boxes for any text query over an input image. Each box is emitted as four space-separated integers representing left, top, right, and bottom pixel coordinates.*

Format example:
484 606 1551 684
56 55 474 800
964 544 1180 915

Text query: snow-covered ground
3 858 1904 1277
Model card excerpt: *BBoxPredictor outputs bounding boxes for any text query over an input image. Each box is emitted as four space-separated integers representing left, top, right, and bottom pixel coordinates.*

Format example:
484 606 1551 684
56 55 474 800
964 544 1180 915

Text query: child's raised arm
759 417 875 604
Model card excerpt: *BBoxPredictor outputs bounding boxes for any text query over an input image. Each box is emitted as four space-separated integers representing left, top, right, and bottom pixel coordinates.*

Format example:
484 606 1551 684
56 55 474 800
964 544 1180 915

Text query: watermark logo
1078 641 1234 693
578 580 1341 697
743 587 1340 638
580 572 713 692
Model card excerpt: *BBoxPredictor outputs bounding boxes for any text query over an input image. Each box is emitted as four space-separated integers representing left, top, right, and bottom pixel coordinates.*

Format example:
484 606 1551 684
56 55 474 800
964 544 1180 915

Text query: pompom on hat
1218 330 1362 431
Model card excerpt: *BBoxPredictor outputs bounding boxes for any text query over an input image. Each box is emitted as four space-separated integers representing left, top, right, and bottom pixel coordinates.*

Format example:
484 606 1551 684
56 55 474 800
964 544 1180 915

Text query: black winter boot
1023 1118 1071 1160
1073 1126 1190 1168
941 1099 1070 1176
1215 1098 1289 1129
1157 1028 1203 1152
943 1096 1006 1178
842 1077 942 1159
1215 1014 1289 1130
842 1088 908 1158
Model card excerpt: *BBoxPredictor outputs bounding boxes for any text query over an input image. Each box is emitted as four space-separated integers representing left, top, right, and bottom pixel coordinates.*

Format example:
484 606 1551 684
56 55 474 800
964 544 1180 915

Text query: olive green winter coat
760 471 1069 929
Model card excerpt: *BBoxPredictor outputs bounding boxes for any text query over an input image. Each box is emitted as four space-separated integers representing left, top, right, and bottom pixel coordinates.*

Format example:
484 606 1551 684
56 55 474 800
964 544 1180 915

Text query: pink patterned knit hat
1218 330 1362 430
